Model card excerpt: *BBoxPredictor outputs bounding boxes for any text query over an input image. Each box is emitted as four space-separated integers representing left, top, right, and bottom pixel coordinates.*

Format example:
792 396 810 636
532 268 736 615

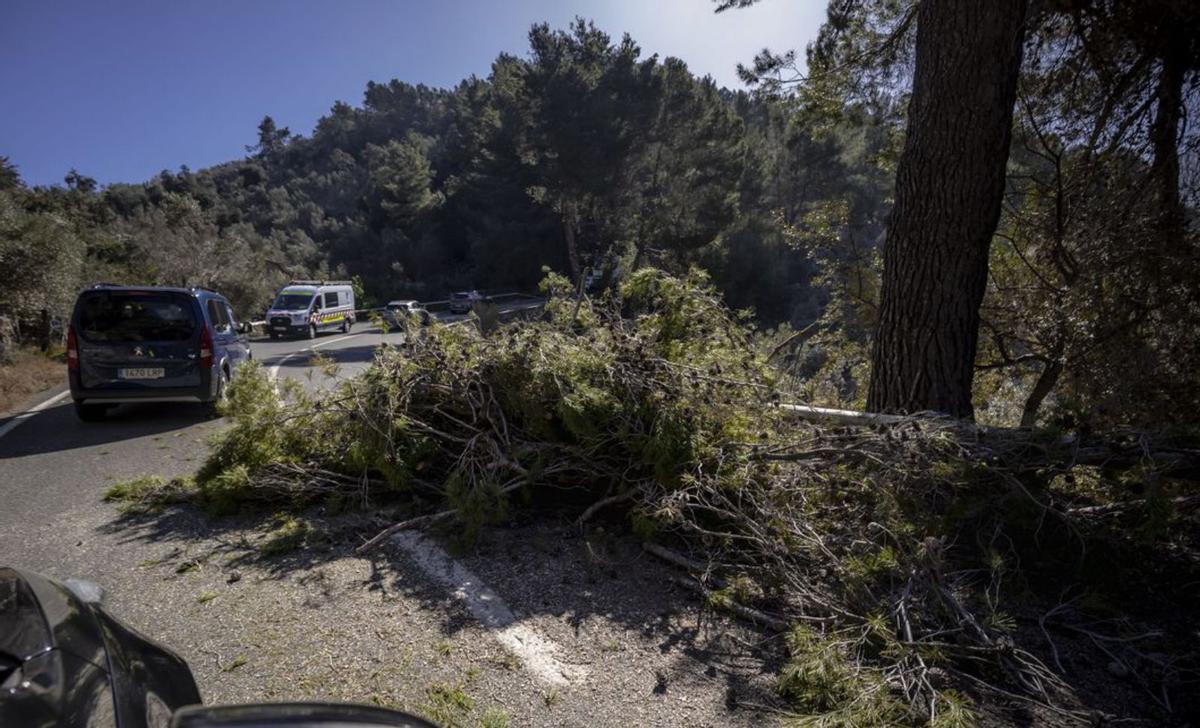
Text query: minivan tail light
67 325 79 371
199 326 213 368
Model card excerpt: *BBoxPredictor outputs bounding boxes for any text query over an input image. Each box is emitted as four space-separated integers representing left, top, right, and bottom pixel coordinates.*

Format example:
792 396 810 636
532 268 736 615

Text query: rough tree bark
867 0 1028 418
562 203 582 280
37 308 50 352
1148 37 1186 255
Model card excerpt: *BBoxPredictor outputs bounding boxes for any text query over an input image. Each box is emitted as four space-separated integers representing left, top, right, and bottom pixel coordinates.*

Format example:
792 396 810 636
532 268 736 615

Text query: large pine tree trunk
866 0 1028 418
1149 39 1186 255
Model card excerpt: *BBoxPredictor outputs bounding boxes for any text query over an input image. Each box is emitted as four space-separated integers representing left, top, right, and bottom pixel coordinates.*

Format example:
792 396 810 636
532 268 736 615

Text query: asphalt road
0 321 378 567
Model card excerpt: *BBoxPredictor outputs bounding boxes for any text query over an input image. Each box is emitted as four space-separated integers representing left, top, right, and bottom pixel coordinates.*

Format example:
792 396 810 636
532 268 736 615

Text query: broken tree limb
1065 493 1200 517
778 402 1200 478
778 402 912 428
642 542 711 575
576 489 637 525
670 576 790 632
355 510 455 554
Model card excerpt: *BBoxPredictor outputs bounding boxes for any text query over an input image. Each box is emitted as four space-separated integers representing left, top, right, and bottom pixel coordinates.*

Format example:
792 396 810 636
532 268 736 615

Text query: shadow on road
0 400 210 459
97 502 781 713
272 343 384 370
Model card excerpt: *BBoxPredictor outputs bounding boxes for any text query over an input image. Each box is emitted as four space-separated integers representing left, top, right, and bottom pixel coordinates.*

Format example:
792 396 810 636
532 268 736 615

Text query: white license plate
273 325 288 330
119 367 165 380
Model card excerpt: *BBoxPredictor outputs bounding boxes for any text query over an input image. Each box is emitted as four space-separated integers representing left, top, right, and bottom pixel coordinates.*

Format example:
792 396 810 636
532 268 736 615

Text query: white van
266 280 356 339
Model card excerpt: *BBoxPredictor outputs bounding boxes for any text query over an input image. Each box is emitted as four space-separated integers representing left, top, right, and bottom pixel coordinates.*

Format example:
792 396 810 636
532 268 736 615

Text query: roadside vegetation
103 475 196 514
106 270 1199 724
0 346 63 414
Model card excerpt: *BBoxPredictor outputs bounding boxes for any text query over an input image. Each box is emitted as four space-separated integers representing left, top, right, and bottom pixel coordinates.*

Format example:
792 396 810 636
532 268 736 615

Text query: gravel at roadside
3 441 782 727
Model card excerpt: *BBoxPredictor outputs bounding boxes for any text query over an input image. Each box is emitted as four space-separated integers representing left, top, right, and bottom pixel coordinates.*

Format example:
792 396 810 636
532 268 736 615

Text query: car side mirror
171 703 438 728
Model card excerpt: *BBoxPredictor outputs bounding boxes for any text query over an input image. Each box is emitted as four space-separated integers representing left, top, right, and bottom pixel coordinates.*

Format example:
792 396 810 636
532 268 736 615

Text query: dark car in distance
447 290 484 315
67 285 252 421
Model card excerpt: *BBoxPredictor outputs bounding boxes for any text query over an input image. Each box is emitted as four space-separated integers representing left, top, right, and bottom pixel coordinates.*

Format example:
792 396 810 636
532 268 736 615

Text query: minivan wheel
74 401 107 422
205 370 229 417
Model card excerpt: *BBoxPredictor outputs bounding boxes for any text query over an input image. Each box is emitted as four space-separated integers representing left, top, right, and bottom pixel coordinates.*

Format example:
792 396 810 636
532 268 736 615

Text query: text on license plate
119 367 165 380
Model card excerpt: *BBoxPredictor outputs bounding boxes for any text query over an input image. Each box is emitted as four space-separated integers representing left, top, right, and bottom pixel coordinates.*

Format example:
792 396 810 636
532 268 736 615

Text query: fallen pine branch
670 575 790 632
1065 493 1200 517
355 510 455 553
642 541 714 578
779 403 1200 478
195 270 1197 723
356 478 528 554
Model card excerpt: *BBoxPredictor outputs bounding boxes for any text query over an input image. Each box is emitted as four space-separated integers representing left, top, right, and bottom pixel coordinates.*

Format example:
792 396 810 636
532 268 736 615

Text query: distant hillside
0 20 893 328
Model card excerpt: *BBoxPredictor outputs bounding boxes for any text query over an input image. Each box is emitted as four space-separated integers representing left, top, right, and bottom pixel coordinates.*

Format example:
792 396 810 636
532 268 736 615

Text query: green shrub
197 267 784 535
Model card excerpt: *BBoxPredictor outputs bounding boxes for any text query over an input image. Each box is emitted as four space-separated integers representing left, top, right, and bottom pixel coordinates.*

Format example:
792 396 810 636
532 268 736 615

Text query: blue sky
0 0 823 188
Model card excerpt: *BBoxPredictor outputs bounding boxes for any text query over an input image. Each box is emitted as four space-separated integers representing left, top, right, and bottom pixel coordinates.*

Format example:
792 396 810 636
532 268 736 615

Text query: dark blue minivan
67 285 252 421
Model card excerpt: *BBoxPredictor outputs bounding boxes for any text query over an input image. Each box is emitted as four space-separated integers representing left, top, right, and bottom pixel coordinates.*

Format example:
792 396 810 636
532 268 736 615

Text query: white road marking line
267 332 365 381
0 389 71 442
391 531 588 687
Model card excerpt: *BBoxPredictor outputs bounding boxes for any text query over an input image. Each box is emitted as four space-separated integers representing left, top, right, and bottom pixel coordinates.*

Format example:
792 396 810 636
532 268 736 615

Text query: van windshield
78 292 197 342
273 293 314 310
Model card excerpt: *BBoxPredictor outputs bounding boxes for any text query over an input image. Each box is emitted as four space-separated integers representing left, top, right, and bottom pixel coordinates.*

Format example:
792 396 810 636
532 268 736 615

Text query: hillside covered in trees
1 20 890 325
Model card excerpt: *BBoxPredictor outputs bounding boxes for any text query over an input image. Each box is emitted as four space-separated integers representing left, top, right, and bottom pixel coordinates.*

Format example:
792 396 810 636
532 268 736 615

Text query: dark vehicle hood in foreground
0 566 54 663
1 568 109 671
1 567 201 728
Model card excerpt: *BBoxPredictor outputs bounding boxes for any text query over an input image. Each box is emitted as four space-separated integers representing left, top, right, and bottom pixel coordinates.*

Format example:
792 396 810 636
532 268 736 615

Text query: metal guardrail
249 291 541 329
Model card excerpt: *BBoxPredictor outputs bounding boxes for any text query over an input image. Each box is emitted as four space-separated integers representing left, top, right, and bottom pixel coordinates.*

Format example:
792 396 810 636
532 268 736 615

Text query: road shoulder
75 504 780 727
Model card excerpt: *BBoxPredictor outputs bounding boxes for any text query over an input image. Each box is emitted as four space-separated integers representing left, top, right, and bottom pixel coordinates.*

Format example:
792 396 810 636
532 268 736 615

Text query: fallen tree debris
176 269 1198 725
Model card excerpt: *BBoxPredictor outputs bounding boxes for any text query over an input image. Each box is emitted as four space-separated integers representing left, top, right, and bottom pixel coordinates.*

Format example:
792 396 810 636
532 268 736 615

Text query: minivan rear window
77 291 197 342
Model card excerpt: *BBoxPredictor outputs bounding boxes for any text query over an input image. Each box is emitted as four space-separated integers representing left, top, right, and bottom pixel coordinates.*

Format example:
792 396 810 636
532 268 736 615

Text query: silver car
385 300 431 329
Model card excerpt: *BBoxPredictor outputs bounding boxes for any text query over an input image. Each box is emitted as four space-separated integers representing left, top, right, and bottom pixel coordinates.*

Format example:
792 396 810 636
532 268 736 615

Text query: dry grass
0 347 64 414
